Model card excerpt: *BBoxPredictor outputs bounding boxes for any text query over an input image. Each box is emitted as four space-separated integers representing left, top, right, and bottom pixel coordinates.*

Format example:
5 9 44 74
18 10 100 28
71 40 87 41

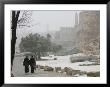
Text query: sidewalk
12 56 68 77
16 69 69 77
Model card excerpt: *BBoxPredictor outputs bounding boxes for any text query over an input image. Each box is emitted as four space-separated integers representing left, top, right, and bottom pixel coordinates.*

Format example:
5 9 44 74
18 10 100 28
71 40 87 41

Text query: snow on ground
36 55 100 72
12 53 100 77
12 55 69 77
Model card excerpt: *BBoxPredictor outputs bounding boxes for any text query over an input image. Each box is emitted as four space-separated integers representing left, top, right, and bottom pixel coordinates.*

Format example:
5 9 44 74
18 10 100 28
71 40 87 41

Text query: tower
75 12 78 26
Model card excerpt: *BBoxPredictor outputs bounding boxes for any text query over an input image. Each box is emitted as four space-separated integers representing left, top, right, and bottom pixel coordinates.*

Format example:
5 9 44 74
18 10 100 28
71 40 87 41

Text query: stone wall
76 11 100 55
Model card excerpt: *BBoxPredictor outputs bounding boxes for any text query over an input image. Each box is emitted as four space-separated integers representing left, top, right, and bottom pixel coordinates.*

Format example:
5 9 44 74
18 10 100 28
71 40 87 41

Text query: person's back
23 57 29 66
30 56 36 73
23 56 29 73
30 57 36 65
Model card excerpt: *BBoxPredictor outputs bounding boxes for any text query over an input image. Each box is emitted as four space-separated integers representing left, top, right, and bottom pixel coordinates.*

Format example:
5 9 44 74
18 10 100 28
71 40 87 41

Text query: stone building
76 11 100 55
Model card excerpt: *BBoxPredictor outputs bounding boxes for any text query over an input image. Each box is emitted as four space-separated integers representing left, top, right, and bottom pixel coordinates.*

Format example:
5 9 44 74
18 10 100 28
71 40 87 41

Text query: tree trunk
11 11 20 71
38 51 41 60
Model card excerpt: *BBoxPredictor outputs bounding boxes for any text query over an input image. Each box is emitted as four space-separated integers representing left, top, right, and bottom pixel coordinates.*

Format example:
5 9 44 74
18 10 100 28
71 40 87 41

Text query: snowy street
12 54 100 77
37 55 100 72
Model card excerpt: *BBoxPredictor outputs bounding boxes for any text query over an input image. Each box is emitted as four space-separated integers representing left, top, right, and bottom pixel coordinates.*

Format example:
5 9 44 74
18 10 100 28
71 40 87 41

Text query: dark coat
23 57 30 66
29 57 36 67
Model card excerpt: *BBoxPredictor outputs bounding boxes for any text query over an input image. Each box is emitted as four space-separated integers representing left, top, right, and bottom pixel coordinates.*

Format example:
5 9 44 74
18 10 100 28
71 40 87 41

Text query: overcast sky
32 11 77 32
17 11 80 37
16 10 80 47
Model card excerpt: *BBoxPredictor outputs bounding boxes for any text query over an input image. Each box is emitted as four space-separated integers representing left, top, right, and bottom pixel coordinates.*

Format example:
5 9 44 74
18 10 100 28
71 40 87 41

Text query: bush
69 54 99 63
87 72 100 77
70 57 87 63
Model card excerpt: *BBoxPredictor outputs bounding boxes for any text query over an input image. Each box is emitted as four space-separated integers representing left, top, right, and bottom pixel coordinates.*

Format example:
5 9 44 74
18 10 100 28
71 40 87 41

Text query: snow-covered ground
36 55 100 72
12 53 100 77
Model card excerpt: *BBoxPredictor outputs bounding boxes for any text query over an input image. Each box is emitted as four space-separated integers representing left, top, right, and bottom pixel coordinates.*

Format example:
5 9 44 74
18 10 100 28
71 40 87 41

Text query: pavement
12 56 68 77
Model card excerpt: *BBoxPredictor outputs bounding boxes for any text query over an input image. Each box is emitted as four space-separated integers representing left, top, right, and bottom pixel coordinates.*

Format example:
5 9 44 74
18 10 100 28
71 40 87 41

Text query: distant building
53 12 79 49
54 27 75 49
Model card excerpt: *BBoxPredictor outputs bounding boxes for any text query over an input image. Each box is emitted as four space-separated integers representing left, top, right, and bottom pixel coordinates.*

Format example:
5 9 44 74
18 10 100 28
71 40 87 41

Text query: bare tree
11 11 20 71
11 10 32 72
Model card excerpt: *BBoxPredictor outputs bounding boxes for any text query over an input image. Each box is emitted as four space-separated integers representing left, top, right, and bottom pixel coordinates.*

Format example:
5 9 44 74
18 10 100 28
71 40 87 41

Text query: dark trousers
30 66 34 73
25 66 29 73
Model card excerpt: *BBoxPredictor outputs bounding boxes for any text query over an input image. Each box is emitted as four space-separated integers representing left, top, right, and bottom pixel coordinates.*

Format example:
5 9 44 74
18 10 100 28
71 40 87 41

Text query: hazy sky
16 10 80 47
14 10 100 49
17 11 79 38
32 11 76 32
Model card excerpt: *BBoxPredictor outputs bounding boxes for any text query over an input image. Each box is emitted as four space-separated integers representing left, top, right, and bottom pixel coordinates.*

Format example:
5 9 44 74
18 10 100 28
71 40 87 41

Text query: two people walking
23 56 36 74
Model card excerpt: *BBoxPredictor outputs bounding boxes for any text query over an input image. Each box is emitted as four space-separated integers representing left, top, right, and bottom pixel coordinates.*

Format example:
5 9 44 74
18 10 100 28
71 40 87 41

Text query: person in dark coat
29 56 36 73
23 56 30 73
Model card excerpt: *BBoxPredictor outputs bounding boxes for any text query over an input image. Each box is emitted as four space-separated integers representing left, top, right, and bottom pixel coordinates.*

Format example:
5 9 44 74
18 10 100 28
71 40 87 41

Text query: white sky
17 11 79 35
16 11 80 46
31 11 76 33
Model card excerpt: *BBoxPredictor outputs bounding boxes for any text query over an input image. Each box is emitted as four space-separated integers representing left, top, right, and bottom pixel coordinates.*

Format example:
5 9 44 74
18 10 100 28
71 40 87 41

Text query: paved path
12 56 68 77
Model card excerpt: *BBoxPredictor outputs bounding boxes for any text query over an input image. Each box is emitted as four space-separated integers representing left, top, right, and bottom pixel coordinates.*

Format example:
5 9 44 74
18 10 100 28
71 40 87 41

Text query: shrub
87 72 100 77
